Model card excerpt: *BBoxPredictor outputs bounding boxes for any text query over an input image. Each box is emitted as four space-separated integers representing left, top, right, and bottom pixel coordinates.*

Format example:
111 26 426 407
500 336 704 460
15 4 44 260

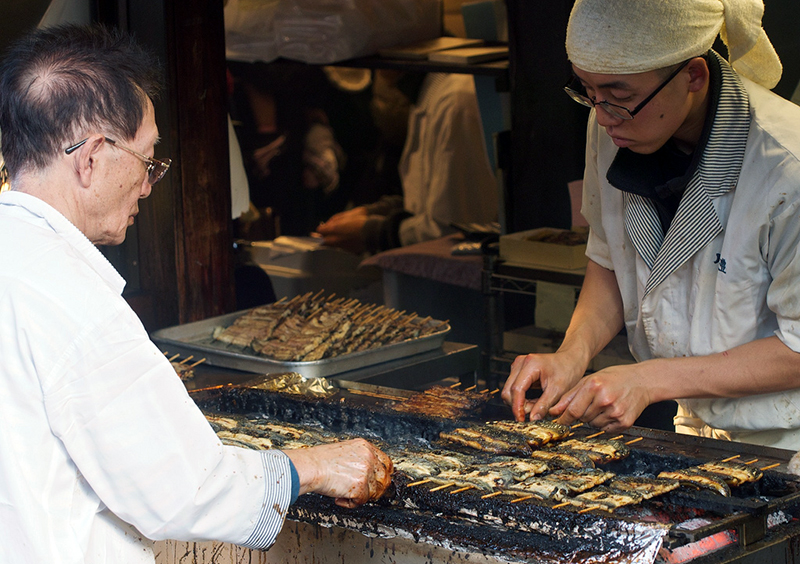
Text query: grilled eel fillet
658 460 763 496
696 460 764 486
439 425 532 456
568 486 645 511
550 438 630 464
608 476 680 499
391 450 470 479
528 449 596 469
485 420 571 448
656 469 732 496
543 468 616 494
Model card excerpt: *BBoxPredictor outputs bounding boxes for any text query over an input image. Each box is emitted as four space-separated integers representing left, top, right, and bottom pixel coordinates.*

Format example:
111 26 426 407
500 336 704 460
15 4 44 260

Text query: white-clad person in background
502 0 800 450
0 23 391 564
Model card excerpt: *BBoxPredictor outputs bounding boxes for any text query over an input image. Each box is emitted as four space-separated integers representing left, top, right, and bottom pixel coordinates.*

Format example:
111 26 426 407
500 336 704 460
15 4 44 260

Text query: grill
190 383 800 564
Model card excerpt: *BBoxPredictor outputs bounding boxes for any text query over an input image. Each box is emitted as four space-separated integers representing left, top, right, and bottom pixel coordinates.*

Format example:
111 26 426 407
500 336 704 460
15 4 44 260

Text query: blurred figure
316 70 498 254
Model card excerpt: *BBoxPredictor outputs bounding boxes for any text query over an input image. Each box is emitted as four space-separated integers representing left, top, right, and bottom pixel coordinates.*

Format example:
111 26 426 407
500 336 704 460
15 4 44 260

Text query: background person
0 24 390 564
502 0 800 450
315 70 498 254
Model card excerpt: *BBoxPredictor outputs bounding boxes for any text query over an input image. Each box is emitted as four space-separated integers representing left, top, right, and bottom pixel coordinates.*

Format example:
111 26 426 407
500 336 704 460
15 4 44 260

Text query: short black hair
0 23 161 177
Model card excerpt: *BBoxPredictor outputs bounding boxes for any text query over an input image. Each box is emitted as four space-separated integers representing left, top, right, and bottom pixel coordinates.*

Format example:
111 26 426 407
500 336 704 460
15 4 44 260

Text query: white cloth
566 0 782 89
581 54 800 450
398 73 498 246
0 191 292 564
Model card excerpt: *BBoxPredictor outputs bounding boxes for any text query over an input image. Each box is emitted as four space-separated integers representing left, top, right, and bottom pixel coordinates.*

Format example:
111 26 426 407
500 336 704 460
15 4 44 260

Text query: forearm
643 335 800 403
557 259 625 372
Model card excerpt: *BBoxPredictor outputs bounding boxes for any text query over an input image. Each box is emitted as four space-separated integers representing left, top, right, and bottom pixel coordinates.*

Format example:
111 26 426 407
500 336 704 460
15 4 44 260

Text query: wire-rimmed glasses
564 59 692 120
65 137 171 185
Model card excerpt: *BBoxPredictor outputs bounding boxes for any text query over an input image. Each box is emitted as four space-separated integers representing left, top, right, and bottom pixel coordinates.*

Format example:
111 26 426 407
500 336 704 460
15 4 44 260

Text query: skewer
481 491 504 499
609 435 624 441
721 454 741 462
464 384 477 392
489 389 500 395
760 463 781 471
571 423 584 429
551 501 571 509
585 431 605 439
406 479 432 487
509 494 535 504
480 388 490 394
578 506 601 514
625 437 644 446
450 485 476 494
449 382 462 388
178 355 194 364
162 351 169 355
744 458 759 465
429 482 456 492
168 353 181 362
347 389 407 401
188 358 207 368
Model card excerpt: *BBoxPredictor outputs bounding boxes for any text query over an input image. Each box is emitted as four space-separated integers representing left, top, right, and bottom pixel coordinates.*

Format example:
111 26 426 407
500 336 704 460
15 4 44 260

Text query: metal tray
151 310 451 378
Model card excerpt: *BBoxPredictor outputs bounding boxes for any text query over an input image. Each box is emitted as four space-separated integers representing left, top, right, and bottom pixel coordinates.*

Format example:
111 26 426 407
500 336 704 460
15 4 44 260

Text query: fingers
502 355 542 422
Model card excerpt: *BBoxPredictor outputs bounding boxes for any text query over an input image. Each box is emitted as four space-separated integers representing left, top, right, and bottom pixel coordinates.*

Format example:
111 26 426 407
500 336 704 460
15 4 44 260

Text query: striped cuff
240 450 292 550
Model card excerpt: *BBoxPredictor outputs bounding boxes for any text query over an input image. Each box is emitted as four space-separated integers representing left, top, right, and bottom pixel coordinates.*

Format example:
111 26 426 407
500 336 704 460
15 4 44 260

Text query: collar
622 51 750 295
0 190 127 295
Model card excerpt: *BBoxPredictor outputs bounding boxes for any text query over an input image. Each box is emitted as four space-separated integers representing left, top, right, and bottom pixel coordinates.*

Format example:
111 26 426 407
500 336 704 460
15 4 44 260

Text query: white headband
566 0 782 89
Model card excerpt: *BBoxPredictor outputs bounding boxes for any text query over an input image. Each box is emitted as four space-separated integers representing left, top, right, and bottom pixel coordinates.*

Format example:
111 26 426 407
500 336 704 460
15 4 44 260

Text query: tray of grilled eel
151 291 450 377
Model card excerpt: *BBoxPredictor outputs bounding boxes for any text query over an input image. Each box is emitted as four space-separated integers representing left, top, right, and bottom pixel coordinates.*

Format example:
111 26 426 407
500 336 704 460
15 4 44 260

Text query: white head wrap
565 0 782 89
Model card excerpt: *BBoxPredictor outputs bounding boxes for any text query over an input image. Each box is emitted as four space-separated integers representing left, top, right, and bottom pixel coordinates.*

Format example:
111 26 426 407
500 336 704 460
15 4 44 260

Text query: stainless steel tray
151 310 451 378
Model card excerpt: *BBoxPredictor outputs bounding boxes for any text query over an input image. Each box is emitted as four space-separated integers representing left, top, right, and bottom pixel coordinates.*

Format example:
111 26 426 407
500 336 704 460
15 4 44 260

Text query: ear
686 57 710 94
70 134 106 188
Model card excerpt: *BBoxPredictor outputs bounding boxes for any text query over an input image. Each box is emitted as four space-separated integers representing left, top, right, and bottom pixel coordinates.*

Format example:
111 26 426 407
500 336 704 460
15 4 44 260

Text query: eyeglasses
564 59 692 120
65 136 172 185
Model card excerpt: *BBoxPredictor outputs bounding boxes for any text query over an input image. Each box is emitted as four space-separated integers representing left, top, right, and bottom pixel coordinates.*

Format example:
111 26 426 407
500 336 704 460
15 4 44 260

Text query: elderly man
0 24 390 564
503 0 800 450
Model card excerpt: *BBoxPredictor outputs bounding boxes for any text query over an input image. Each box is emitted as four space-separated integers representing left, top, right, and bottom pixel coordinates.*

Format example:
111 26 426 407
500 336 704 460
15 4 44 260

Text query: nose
594 103 625 127
140 177 152 199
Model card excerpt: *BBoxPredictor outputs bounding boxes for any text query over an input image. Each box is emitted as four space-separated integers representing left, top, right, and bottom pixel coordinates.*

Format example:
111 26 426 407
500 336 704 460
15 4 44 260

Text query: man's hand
284 438 393 508
551 363 651 431
501 351 585 422
314 207 369 254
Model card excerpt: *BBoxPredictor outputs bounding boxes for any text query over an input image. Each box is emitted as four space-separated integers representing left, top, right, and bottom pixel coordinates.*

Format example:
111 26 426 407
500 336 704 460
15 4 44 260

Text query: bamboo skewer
481 491 503 499
406 479 432 487
625 437 644 446
450 485 476 494
168 353 181 362
721 454 741 463
178 355 194 364
760 462 780 471
464 384 477 392
429 482 456 492
449 382 462 388
551 501 570 509
744 458 759 465
188 357 207 368
609 435 624 441
489 389 500 395
347 389 407 401
578 506 601 514
509 494 536 504
571 423 584 429
585 431 605 439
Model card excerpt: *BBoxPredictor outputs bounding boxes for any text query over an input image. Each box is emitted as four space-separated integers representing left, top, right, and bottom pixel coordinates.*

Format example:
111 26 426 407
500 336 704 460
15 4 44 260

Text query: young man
502 0 800 450
0 24 390 563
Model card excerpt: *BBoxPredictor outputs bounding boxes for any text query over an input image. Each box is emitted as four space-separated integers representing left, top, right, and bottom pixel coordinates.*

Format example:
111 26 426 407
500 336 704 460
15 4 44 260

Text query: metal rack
481 253 584 390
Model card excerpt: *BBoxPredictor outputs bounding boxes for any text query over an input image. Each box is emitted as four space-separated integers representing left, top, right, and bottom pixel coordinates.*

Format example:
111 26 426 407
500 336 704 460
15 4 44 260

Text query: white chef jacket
582 52 800 450
0 191 292 563
398 73 498 246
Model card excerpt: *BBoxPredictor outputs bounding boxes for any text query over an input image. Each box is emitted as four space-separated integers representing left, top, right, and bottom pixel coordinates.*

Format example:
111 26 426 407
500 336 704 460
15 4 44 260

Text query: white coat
582 52 800 450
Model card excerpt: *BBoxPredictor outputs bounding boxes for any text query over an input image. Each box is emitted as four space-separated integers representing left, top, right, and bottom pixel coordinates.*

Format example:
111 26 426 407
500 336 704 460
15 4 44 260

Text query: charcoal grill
190 383 800 563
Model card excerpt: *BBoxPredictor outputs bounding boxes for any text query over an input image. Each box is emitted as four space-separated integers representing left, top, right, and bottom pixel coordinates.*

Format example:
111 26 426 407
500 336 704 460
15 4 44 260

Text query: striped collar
622 51 750 296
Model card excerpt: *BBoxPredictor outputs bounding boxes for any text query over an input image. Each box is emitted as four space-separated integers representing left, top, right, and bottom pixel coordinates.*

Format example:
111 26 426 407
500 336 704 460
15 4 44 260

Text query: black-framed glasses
564 59 692 120
65 137 171 185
